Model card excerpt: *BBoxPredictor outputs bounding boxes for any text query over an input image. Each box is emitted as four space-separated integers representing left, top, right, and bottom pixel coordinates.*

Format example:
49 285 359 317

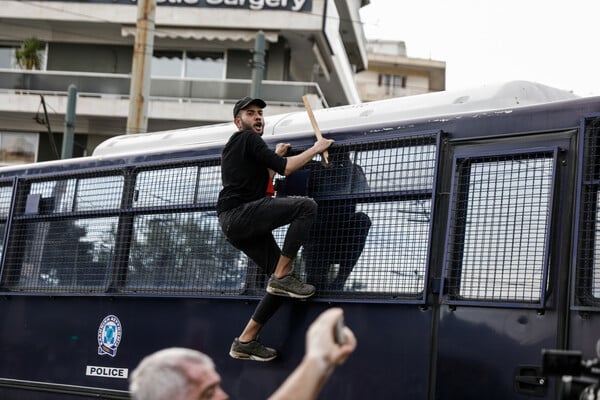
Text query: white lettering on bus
85 365 129 379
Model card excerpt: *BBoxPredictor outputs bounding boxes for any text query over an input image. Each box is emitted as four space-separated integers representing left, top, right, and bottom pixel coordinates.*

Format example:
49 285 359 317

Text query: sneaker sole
229 350 277 362
266 285 315 299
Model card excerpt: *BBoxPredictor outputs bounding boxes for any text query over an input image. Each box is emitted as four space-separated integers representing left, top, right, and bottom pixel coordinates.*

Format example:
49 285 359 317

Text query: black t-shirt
216 130 287 214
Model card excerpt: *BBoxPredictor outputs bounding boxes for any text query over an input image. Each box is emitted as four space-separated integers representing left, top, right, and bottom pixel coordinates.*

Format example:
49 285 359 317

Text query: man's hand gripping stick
302 95 330 166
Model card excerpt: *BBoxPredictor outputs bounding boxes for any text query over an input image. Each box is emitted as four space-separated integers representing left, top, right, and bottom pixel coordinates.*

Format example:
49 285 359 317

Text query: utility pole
126 0 156 134
250 30 265 99
61 84 77 159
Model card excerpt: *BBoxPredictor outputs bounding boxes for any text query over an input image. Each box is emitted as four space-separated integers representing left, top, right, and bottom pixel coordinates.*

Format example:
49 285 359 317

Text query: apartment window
0 46 16 69
152 50 225 79
185 51 226 79
0 132 38 165
379 73 407 95
0 42 46 70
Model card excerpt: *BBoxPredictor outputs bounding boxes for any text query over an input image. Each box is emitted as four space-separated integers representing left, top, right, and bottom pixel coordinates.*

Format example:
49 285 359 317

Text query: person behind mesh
302 150 372 291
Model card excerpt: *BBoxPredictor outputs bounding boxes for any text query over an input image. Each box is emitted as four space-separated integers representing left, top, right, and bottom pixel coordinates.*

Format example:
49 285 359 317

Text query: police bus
0 81 598 399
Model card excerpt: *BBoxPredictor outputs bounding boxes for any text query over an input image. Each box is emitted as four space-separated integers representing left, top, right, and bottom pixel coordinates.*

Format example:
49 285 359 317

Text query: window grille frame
0 130 444 304
121 158 245 296
287 130 442 303
0 177 16 282
0 169 127 294
441 146 559 309
572 115 600 311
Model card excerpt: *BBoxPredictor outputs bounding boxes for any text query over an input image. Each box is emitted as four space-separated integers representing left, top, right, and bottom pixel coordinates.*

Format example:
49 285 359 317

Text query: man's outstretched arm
268 308 357 400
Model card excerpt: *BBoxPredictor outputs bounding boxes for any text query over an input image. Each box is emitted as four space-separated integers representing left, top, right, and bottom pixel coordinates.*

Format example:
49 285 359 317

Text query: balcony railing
0 69 328 107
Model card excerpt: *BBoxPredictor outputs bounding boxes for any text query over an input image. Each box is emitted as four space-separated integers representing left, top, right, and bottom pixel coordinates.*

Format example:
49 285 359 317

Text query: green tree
15 37 44 70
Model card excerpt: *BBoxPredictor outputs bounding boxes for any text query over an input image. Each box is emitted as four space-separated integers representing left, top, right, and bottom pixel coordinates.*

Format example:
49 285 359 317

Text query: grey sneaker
229 337 277 361
267 271 316 298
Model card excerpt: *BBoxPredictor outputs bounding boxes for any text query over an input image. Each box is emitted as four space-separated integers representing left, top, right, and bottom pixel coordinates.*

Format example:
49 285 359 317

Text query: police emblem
97 315 122 357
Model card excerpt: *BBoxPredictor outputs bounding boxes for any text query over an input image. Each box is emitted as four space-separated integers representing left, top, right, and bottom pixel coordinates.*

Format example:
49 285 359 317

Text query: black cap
233 96 266 117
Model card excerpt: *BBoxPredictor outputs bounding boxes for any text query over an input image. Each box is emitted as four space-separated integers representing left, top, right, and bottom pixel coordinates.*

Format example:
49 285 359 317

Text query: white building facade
356 40 445 102
0 0 369 161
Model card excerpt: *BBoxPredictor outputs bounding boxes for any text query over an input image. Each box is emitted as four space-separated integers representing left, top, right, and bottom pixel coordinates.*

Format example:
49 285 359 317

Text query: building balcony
0 68 327 135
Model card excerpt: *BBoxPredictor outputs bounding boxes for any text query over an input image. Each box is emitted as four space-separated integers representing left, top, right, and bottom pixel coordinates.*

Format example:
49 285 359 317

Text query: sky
359 0 600 97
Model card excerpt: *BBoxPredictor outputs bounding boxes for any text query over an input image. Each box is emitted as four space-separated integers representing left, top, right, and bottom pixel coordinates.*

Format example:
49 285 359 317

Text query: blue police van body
0 81 598 399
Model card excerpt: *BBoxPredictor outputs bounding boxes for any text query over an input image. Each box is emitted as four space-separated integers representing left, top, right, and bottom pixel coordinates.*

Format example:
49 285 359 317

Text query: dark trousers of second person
218 196 317 324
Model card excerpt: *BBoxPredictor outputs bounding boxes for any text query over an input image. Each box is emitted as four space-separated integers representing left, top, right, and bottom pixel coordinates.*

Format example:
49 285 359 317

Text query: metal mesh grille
2 174 123 292
0 184 13 217
125 211 245 294
134 166 198 208
0 182 13 262
342 200 430 294
445 152 555 304
0 133 439 300
29 175 123 213
575 118 600 306
6 217 117 290
289 137 437 299
133 164 221 209
124 162 245 294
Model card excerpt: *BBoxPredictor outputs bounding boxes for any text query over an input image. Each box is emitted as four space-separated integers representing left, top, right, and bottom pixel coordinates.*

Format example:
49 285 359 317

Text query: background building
0 0 369 162
356 39 445 102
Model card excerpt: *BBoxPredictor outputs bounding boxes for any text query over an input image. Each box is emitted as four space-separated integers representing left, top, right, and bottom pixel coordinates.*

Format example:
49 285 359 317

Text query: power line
38 95 61 158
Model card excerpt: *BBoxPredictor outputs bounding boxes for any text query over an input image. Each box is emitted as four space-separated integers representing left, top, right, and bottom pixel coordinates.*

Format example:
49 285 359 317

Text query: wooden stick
302 95 329 165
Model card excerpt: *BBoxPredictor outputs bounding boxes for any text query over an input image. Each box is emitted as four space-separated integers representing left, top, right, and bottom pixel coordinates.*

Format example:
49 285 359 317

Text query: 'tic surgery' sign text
53 0 312 12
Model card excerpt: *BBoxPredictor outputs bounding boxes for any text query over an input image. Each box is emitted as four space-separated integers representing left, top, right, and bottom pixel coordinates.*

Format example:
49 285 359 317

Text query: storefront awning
121 26 278 43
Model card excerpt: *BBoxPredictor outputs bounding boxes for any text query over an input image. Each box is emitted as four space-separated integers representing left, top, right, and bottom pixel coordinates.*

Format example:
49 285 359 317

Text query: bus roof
92 80 578 158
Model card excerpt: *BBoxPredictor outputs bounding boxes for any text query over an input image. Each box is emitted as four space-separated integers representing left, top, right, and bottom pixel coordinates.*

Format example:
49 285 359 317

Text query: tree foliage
16 37 44 70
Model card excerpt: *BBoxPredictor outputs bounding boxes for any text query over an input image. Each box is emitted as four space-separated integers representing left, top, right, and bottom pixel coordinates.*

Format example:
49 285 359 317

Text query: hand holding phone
334 317 346 345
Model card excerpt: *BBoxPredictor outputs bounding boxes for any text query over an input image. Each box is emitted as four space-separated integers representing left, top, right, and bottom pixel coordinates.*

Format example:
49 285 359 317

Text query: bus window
28 176 123 213
297 135 438 299
4 174 123 291
593 195 600 298
349 199 430 293
125 211 246 294
196 165 221 206
0 184 13 216
29 179 76 213
575 118 600 306
444 151 556 306
126 163 245 295
75 176 123 211
133 166 198 208
0 182 13 261
354 143 437 193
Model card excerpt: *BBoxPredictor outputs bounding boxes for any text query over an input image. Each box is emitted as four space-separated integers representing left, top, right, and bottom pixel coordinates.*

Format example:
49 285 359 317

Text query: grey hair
129 347 214 400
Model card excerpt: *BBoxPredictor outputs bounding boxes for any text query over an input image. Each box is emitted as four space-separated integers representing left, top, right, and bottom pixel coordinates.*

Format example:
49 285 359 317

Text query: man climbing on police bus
216 96 333 361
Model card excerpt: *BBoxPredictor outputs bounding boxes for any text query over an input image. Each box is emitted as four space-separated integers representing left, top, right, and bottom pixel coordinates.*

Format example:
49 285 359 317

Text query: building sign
49 0 312 12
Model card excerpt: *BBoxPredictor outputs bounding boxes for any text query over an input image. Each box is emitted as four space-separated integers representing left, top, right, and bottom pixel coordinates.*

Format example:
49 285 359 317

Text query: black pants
218 196 317 324
304 206 371 291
